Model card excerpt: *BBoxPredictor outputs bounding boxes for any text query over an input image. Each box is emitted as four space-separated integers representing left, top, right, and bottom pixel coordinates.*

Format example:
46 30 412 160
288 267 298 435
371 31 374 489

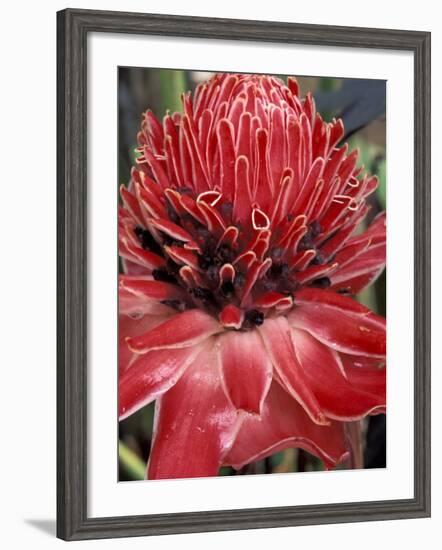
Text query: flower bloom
119 73 386 479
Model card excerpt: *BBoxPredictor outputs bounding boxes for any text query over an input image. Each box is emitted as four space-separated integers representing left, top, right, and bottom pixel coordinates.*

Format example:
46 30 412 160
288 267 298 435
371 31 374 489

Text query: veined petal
119 313 171 373
217 330 272 414
147 342 243 479
119 344 201 420
293 287 378 315
119 276 186 301
340 353 386 400
126 309 222 353
224 381 348 470
119 287 175 318
290 289 386 357
292 328 385 420
330 249 386 294
258 317 327 425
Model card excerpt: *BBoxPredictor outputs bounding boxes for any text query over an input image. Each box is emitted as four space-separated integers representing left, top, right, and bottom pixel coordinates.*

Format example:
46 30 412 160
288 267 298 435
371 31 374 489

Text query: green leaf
318 78 339 93
377 159 387 209
159 69 187 114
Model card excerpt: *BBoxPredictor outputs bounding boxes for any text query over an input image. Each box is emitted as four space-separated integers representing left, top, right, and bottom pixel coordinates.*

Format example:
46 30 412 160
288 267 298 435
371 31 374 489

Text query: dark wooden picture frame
57 8 431 541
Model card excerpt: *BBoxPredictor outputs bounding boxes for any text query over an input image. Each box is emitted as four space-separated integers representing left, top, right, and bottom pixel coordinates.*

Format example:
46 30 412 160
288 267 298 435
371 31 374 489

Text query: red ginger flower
119 73 386 479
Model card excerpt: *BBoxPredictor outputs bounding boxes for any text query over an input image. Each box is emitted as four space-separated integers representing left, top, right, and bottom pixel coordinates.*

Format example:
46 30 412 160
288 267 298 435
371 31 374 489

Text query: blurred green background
118 68 386 481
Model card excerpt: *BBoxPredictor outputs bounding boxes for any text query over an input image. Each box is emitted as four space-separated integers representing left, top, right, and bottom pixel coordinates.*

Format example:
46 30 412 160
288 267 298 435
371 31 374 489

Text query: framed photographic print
57 8 431 541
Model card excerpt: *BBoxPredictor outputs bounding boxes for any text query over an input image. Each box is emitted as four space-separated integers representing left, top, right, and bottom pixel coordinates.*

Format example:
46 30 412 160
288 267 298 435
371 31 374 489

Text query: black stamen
192 287 215 302
161 299 186 312
220 281 235 298
134 226 163 255
216 244 233 264
262 278 278 291
207 265 219 282
152 268 177 284
245 309 264 326
269 262 290 279
310 251 326 265
297 234 314 252
198 253 214 270
234 272 245 289
220 202 233 220
310 277 331 289
166 258 180 275
337 287 351 295
270 247 283 261
166 203 180 225
309 220 322 238
162 234 184 247
175 186 192 195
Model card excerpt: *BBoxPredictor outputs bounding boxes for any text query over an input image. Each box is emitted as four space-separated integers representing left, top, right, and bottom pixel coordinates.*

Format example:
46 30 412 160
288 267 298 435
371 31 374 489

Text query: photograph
117 68 387 481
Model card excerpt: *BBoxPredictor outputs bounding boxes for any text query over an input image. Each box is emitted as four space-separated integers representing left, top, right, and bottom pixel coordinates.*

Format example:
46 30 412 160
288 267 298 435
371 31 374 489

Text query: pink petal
119 313 171 373
126 309 221 353
147 342 243 479
119 344 201 420
291 328 385 420
340 353 386 401
258 317 327 425
224 381 348 470
119 288 174 318
119 276 185 301
217 330 272 414
294 287 377 314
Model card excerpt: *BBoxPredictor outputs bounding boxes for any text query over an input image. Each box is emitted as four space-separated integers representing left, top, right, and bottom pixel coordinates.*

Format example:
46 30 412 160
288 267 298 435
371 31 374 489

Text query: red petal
119 238 165 271
330 247 386 294
119 344 201 420
269 106 285 187
217 118 236 201
120 186 144 226
293 157 325 215
224 382 347 470
254 291 293 309
287 76 300 97
330 213 386 294
219 304 244 329
253 128 273 210
147 342 243 479
217 330 272 414
290 289 386 357
292 328 385 420
233 155 253 226
127 309 221 353
240 258 272 307
164 245 200 271
149 218 196 244
258 317 327 425
139 148 170 189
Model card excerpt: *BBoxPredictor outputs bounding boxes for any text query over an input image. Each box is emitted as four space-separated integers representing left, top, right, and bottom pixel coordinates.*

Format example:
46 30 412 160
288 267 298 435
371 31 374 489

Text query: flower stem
118 440 146 480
